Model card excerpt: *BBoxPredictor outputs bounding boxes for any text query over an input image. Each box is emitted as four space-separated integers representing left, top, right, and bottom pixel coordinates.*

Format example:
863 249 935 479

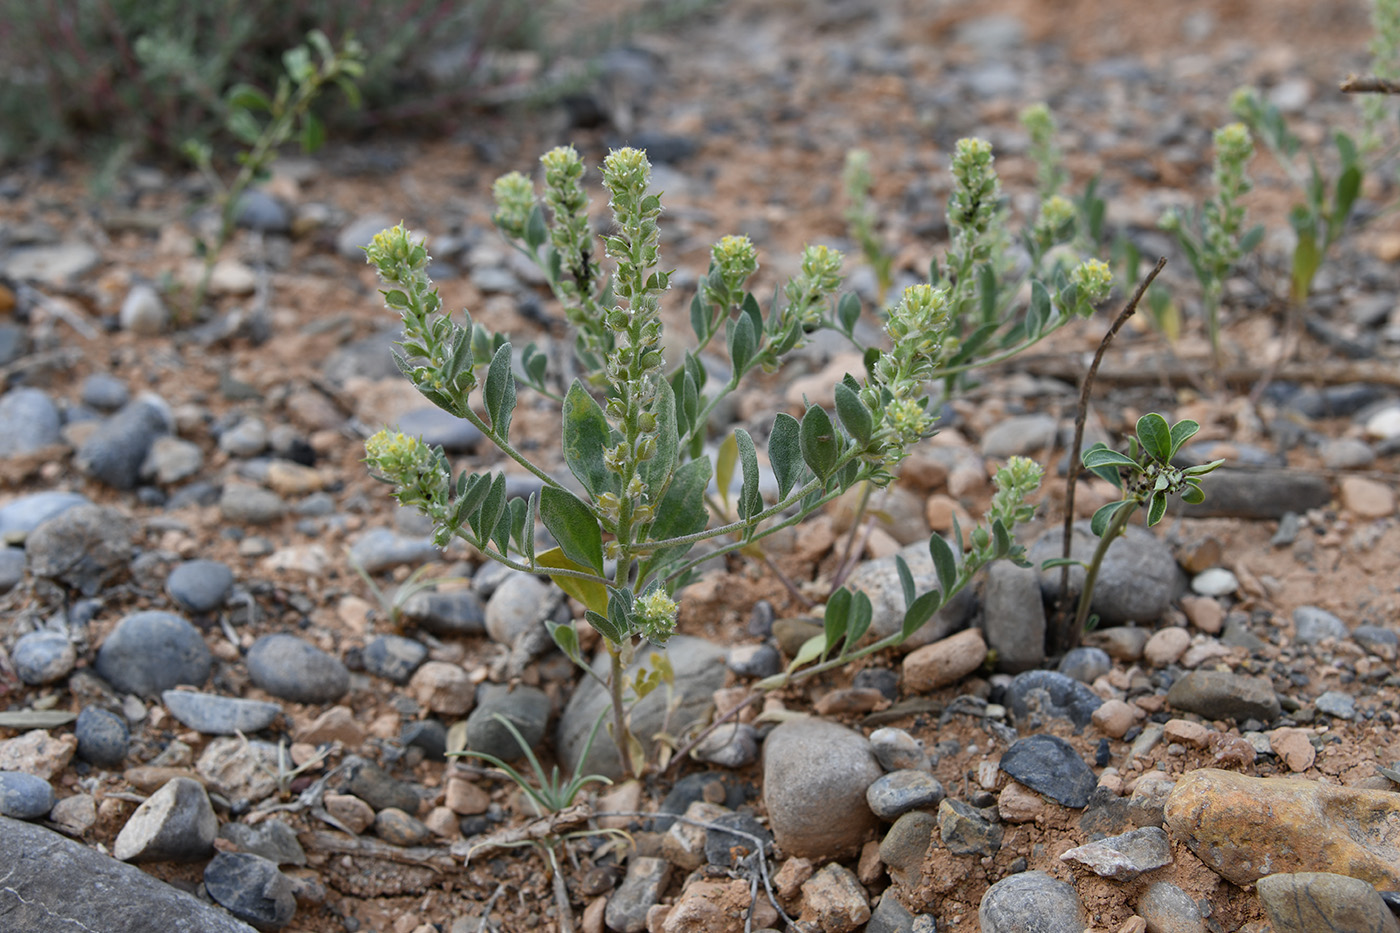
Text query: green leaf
547 620 581 664
1330 164 1362 244
562 381 616 498
786 634 826 673
1291 229 1321 302
833 382 873 446
1147 491 1168 526
715 432 737 510
484 342 516 440
538 547 607 615
895 554 916 611
901 590 943 641
540 486 604 575
991 518 1012 557
1180 483 1206 505
769 413 803 500
452 472 492 530
508 495 530 555
837 292 861 335
636 457 711 585
521 343 548 388
227 109 262 145
846 591 873 649
689 291 709 342
524 204 548 251
1027 280 1051 337
586 608 628 644
727 312 757 374
799 405 840 481
1082 446 1137 471
470 473 507 548
1167 419 1199 458
640 378 678 495
1039 557 1083 570
225 83 271 112
299 112 325 154
824 587 852 656
1136 413 1172 464
1238 224 1265 255
929 533 957 596
1090 498 1136 537
734 427 762 522
1182 458 1225 477
741 291 764 340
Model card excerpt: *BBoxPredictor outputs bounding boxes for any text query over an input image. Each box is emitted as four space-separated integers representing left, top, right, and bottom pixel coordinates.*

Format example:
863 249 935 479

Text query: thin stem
607 643 633 779
543 844 576 933
830 480 874 591
1068 500 1138 645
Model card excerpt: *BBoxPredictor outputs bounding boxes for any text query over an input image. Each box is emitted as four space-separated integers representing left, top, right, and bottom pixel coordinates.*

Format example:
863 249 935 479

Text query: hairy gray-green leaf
799 405 840 481
562 380 617 498
833 382 873 446
769 412 803 500
484 342 516 440
734 427 762 522
540 485 604 575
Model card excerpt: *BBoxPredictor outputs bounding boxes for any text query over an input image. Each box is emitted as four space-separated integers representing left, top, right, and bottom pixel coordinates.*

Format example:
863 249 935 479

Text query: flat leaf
846 591 873 648
299 112 325 154
991 518 1012 558
225 83 271 112
715 432 738 510
929 533 957 596
1291 230 1322 301
1182 458 1225 476
524 204 548 251
837 292 861 335
1090 498 1136 537
786 634 826 673
1039 557 1083 570
734 427 762 521
585 608 628 644
901 590 943 641
1027 280 1050 337
540 486 604 575
727 312 757 374
834 382 873 446
769 412 803 500
640 378 678 495
547 620 580 663
562 381 616 498
799 405 840 480
484 342 516 440
1136 413 1172 464
1082 447 1137 471
1167 419 1199 458
895 554 916 611
824 587 852 655
636 457 711 585
1181 483 1206 505
1147 491 1168 526
537 547 607 615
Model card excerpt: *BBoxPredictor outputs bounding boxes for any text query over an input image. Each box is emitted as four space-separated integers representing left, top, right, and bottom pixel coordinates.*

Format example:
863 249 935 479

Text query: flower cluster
635 586 679 644
779 243 845 340
948 137 1002 259
1070 258 1113 309
704 234 759 312
1032 193 1076 249
364 430 448 515
1204 123 1254 269
491 172 535 241
1020 103 1065 198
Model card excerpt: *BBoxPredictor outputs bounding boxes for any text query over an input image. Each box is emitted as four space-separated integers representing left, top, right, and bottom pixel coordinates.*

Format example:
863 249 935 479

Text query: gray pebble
203 851 297 929
762 717 881 858
1178 468 1330 520
939 797 1003 856
691 722 758 769
26 503 133 596
1165 670 1280 722
465 684 551 761
1319 437 1376 470
11 630 76 685
95 610 212 696
867 894 918 933
349 528 439 574
605 856 671 933
218 417 268 458
1354 625 1398 659
162 690 282 735
166 559 234 613
219 484 285 525
979 871 1084 933
336 213 394 260
0 771 56 819
725 643 782 678
484 573 553 646
870 727 930 772
340 755 421 813
980 413 1057 458
1059 826 1172 879
704 810 769 868
119 282 169 335
75 707 130 767
80 373 131 411
1314 690 1356 719
0 387 60 457
1057 647 1111 684
999 735 1097 809
75 395 172 490
114 777 217 863
218 819 307 866
1190 567 1238 597
1257 871 1397 933
866 770 945 820
1 241 99 284
879 810 934 873
1030 522 1181 625
0 491 89 541
982 561 1047 673
362 635 428 684
0 547 24 591
1137 881 1206 933
1004 669 1103 730
374 808 430 846
234 190 291 233
142 436 204 485
1292 605 1348 644
246 634 348 704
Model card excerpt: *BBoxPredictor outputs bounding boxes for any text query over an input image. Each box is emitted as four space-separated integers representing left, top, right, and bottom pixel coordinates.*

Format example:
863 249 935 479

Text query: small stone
982 561 1047 673
866 770 945 820
27 504 133 595
392 407 483 452
219 820 307 866
11 630 76 685
399 589 486 636
324 794 375 834
1340 475 1396 518
1165 670 1280 722
1292 606 1348 645
1354 625 1398 660
997 781 1045 823
726 643 783 679
1143 627 1191 666
50 793 97 834
234 189 291 232
375 808 430 846
879 811 935 874
444 778 490 816
204 851 297 929
1315 690 1356 719
1060 826 1171 880
162 690 282 736
1004 669 1103 730
143 436 204 484
606 856 671 933
197 737 278 804
1058 646 1111 684
762 718 881 858
870 727 929 772
484 573 553 646
902 628 986 693
981 413 1056 458
979 871 1084 933
704 810 770 869
1269 728 1315 772
408 661 473 716
999 734 1097 808
349 528 440 574
297 706 366 747
340 756 420 814
813 686 888 716
95 611 212 696
464 684 551 761
1092 699 1138 739
362 635 428 684
1178 596 1224 634
75 707 129 767
246 634 349 704
166 560 234 613
1365 406 1400 440
0 491 88 541
1162 719 1211 748
75 396 171 490
1085 626 1150 662
0 771 55 819
0 387 60 456
691 722 758 769
114 777 217 862
798 863 870 933
938 797 1003 856
1189 568 1237 596
3 241 100 284
205 259 257 295
1320 437 1376 470
1030 523 1180 625
1257 871 1400 933
1137 881 1206 933
119 283 169 334
867 895 919 933
219 483 286 525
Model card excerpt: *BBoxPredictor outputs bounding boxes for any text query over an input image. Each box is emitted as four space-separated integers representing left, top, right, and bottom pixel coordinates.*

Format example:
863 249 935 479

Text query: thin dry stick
1055 257 1166 653
1341 74 1400 94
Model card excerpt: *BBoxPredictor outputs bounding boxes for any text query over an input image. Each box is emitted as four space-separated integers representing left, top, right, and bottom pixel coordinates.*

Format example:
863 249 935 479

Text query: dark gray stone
605 856 671 933
362 634 428 684
204 851 297 929
1315 690 1356 719
879 810 935 873
866 770 945 820
113 776 217 862
1004 669 1103 731
75 396 171 489
400 588 486 636
162 690 282 735
75 706 129 767
726 642 783 678
1137 881 1205 933
0 816 259 932
234 190 291 233
868 894 923 933
938 797 1002 855
322 325 402 384
0 387 60 456
219 484 286 525
349 528 440 573
982 561 1046 673
95 611 211 696
1165 670 1281 722
0 546 24 590
393 406 483 453
0 771 55 819
465 684 551 761
1292 606 1348 645
1354 625 1398 659
1176 468 1331 520
11 630 76 684
1030 523 1181 625
166 559 235 613
999 735 1097 809
704 810 770 868
1058 647 1112 684
340 756 421 814
26 504 133 595
980 871 1084 933
81 373 130 410
246 634 348 704
218 819 307 866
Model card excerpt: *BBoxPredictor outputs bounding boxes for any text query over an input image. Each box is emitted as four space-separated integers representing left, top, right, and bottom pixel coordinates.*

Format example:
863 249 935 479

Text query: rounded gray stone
166 560 234 613
484 573 553 646
981 413 1057 458
75 707 129 767
1137 880 1206 933
0 387 60 456
119 283 169 335
162 691 282 736
867 770 945 820
1165 670 1281 722
26 504 133 596
464 684 551 761
762 718 881 857
1058 646 1111 684
114 777 217 863
95 611 211 696
362 634 428 684
204 851 297 929
1257 871 1398 933
1004 669 1103 730
81 373 131 410
393 407 483 452
219 485 285 525
846 539 976 649
75 396 171 490
349 528 439 574
1030 522 1182 625
1292 606 1348 645
0 491 89 540
245 634 348 704
0 771 56 819
879 810 934 872
980 871 1085 933
11 631 77 685
982 560 1047 673
400 588 486 636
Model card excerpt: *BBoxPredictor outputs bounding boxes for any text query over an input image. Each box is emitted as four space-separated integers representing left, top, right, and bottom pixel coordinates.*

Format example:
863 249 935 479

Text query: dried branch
449 803 594 861
1341 74 1400 94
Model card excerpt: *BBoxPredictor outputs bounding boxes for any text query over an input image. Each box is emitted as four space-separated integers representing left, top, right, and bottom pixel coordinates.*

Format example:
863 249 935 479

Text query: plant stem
606 642 633 779
1068 499 1137 646
543 844 576 933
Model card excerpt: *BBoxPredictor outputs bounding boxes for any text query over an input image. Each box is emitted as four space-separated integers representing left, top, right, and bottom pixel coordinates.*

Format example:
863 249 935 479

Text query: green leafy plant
181 30 364 318
1230 87 1363 304
843 148 895 307
364 141 1111 777
1158 123 1266 365
1048 414 1223 647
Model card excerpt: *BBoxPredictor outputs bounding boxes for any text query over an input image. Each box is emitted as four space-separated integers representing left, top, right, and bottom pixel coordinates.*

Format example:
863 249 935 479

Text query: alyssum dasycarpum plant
364 141 1113 777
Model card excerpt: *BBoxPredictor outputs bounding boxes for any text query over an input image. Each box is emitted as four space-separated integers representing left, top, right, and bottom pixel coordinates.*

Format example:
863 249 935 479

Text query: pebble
340 756 421 814
75 395 171 489
1178 595 1224 634
845 540 976 647
26 504 133 596
219 819 307 866
1165 670 1280 722
902 628 986 692
1091 698 1138 739
392 407 483 452
349 528 440 574
219 483 286 525
0 730 75 779
1165 768 1400 886
113 776 217 862
11 630 77 685
246 634 349 704
1315 690 1356 719
324 794 375 834
1030 523 1180 625
606 856 671 933
408 661 474 716
1340 475 1396 517
691 722 759 768
0 387 61 456
0 547 21 591
1004 669 1103 730
483 572 553 646
400 589 486 636
866 770 945 820
362 634 429 684
997 781 1046 823
1354 624 1398 660
1060 826 1171 879
0 491 88 541
1179 468 1330 520
2 240 100 284
725 643 782 678
1143 626 1191 666
1189 567 1237 596
50 793 97 835
1057 646 1111 684
161 690 282 735
867 895 919 933
762 718 881 857
80 373 130 410
375 807 430 846
1257 871 1400 933
1320 437 1376 469
704 810 770 868
0 770 55 819
879 810 935 875
980 413 1057 458
336 213 395 259
204 259 257 295
1269 727 1316 772
979 871 1084 933
999 734 1097 808
870 727 930 772
1136 881 1206 933
234 189 292 232
197 737 278 803
1085 625 1150 661
94 610 212 696
1292 605 1348 644
301 706 368 748
75 707 130 767
165 559 234 613
143 436 204 484
1365 406 1400 440
938 797 1003 856
218 417 268 457
203 851 297 929
798 863 870 933
119 282 169 335
982 561 1048 673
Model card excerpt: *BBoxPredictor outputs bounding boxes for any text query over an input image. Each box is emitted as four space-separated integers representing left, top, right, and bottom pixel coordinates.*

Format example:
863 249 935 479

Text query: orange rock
1164 768 1400 887
902 628 987 693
